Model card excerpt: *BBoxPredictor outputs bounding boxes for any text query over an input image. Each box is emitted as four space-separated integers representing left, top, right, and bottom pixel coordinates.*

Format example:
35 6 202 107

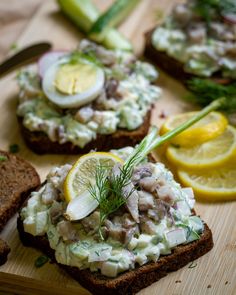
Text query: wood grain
0 1 235 295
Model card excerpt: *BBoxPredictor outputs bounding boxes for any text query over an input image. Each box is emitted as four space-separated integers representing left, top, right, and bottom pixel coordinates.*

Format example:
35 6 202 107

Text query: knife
0 42 52 78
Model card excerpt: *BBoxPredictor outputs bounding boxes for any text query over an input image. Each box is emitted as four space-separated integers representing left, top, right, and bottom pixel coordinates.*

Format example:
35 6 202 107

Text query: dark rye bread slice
0 239 10 265
18 110 151 155
144 28 234 85
17 205 213 294
0 150 40 265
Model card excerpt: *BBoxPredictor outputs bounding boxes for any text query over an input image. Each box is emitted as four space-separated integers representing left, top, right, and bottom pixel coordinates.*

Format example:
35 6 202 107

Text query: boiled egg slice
42 57 105 108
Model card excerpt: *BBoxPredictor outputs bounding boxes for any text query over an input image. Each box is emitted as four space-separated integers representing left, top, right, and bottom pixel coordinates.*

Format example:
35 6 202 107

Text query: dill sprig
87 163 135 240
187 78 236 112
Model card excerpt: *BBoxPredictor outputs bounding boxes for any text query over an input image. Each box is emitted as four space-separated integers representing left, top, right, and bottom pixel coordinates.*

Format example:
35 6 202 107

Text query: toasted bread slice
17 187 213 294
0 151 40 265
18 110 151 155
144 28 233 85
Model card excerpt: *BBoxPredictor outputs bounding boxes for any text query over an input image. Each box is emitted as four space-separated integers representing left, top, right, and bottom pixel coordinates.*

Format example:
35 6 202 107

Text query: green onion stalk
124 97 228 169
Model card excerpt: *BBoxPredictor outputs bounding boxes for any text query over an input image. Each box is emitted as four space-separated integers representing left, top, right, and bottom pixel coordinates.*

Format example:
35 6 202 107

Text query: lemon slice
178 166 236 201
160 111 228 147
64 152 123 203
166 126 236 170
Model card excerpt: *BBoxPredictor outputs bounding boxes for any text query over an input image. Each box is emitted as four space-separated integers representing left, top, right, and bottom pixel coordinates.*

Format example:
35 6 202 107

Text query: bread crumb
225 281 228 285
175 280 181 283
207 285 211 289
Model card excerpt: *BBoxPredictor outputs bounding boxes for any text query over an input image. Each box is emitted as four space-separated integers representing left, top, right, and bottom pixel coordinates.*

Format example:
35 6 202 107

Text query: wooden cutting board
0 1 235 294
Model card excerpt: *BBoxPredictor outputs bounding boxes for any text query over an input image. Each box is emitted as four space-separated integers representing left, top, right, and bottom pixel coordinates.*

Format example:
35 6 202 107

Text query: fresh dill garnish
187 78 236 112
9 144 20 153
88 162 135 240
87 129 159 240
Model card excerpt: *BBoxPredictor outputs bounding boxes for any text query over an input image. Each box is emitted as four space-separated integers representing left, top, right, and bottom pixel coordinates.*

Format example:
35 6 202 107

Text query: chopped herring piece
49 201 64 225
47 164 72 192
132 164 153 184
105 216 137 245
157 185 176 205
42 182 58 205
57 221 79 242
81 211 100 233
138 191 155 211
139 176 159 193
124 186 139 223
140 217 157 235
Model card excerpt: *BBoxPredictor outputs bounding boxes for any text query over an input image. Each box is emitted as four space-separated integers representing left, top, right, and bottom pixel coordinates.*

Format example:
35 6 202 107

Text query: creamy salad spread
21 147 204 278
152 0 236 78
17 40 161 148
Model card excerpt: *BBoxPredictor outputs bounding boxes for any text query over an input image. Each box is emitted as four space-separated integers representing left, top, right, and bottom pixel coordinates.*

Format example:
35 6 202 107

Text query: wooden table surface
0 1 235 294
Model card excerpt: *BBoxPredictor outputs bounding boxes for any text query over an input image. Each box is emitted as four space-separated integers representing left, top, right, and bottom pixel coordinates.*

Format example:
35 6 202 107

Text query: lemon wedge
64 152 123 202
160 111 228 147
166 125 236 170
64 152 123 220
178 166 236 201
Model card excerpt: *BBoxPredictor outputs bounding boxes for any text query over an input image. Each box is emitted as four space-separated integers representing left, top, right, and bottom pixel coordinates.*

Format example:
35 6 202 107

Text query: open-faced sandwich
0 150 40 265
145 0 236 83
17 39 161 154
18 127 213 294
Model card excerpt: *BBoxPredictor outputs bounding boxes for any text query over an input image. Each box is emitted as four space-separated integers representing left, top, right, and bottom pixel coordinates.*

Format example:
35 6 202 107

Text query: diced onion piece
65 190 98 221
165 228 186 248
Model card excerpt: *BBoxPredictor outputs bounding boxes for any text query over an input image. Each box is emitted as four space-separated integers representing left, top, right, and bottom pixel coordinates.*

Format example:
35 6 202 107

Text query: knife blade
0 42 52 78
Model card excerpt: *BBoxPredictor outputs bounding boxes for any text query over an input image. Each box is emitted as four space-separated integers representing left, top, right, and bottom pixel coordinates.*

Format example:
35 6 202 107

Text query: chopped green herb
108 259 119 263
9 144 20 153
68 50 103 68
0 155 7 162
187 79 236 112
177 223 200 240
34 255 49 268
188 261 197 269
10 42 18 51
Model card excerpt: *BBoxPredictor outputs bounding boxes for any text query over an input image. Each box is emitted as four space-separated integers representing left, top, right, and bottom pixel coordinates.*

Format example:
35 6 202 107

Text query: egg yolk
55 63 97 95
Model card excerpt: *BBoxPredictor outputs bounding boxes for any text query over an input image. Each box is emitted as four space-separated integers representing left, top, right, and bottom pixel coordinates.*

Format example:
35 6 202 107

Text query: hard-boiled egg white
38 51 68 78
42 57 105 108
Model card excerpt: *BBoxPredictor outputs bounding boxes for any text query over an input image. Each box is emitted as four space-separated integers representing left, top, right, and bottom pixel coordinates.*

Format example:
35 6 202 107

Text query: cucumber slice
103 28 132 51
58 0 133 51
89 0 140 42
57 0 98 33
